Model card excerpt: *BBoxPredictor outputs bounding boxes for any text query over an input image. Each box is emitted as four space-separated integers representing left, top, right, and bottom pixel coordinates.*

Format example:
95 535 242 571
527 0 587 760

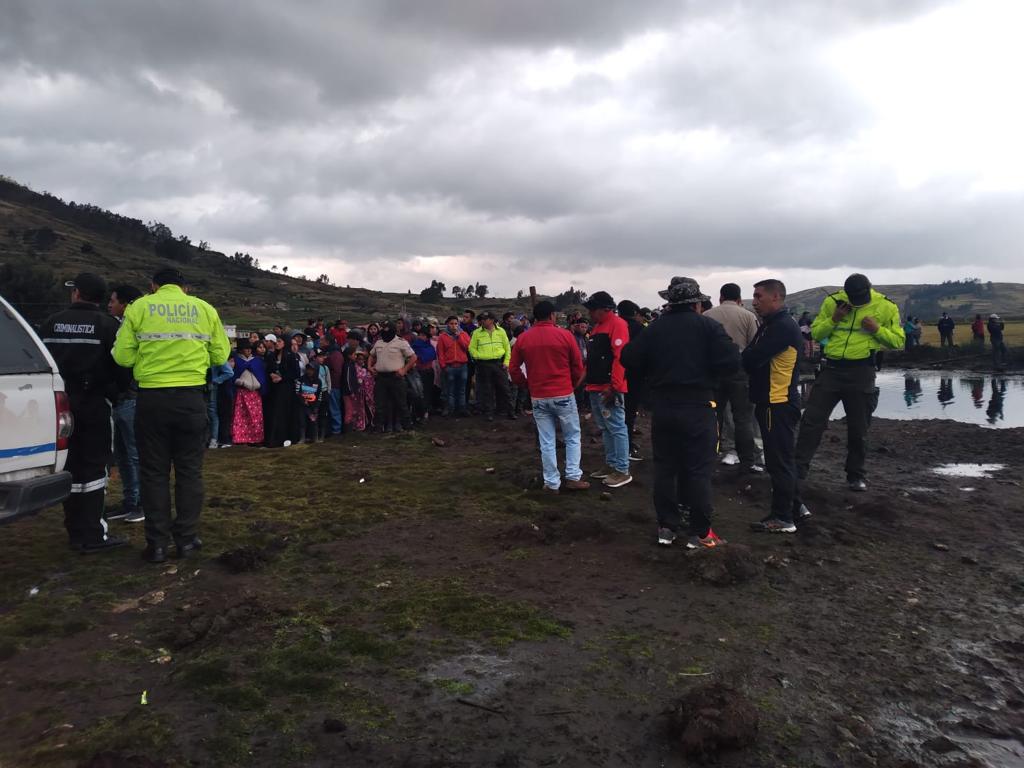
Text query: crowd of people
40 265 1010 562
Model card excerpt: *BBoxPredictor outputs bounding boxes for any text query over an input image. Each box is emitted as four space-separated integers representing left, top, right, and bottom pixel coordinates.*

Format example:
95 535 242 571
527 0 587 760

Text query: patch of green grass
377 578 571 647
432 677 475 695
504 547 533 561
24 708 175 766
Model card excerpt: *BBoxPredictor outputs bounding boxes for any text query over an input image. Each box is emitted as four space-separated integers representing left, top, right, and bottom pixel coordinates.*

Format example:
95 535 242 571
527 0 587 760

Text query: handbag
237 369 261 392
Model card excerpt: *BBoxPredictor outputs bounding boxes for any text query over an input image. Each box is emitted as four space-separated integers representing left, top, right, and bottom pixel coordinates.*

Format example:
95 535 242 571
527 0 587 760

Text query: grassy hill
787 281 1024 321
0 177 534 331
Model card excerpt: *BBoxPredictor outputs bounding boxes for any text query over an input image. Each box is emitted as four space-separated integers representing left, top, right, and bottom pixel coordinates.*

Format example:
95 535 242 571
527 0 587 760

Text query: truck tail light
55 391 74 450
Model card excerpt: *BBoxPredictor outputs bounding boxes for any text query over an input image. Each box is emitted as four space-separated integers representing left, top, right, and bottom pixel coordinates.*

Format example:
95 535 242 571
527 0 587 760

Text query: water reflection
987 380 1006 425
829 370 1023 428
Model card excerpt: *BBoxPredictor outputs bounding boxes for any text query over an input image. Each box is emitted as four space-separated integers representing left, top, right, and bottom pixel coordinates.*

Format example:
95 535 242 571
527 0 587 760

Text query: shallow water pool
826 369 1024 428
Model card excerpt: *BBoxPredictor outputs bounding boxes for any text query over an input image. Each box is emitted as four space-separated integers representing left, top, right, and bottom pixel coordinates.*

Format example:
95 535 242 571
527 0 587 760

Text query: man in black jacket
742 279 808 533
621 276 740 549
41 272 127 552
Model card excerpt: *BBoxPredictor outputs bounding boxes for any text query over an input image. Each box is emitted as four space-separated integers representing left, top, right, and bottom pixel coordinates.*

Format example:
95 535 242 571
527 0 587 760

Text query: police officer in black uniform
40 272 127 552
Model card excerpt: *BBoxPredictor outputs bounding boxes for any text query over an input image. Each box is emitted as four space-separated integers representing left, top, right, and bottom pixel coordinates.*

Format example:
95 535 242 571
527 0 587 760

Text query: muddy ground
1 413 1023 767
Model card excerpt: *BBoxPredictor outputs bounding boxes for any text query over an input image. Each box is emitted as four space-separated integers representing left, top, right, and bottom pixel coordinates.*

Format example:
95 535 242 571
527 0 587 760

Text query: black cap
478 311 495 321
583 291 616 310
844 274 872 306
64 272 107 302
617 299 640 318
152 267 185 286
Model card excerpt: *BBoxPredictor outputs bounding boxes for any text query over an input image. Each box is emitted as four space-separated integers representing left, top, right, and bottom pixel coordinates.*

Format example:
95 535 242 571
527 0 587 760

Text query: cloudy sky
3 0 1023 306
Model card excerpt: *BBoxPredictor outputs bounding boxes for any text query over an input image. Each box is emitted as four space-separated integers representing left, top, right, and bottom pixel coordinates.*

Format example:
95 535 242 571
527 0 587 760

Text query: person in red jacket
436 315 471 417
583 291 632 488
510 301 590 493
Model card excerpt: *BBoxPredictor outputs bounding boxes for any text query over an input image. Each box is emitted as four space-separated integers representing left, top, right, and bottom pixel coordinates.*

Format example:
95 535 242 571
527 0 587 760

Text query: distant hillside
0 176 541 329
786 280 1024 320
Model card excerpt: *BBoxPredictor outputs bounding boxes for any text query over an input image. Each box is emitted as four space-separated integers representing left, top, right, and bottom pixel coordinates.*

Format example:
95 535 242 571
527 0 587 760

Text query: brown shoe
542 486 560 494
602 471 633 488
563 479 591 491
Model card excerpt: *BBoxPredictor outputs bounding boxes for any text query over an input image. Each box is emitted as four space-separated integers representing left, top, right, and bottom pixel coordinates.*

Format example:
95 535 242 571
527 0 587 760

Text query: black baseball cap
583 291 616 310
64 272 107 301
844 274 872 306
152 267 185 286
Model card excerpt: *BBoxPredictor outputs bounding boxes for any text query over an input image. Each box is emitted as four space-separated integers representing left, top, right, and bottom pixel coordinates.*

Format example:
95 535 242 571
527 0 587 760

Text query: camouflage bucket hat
658 276 710 304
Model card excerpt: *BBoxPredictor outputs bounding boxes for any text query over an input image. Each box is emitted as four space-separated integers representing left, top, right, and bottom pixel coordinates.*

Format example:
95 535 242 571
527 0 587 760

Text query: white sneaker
720 451 740 465
208 439 219 449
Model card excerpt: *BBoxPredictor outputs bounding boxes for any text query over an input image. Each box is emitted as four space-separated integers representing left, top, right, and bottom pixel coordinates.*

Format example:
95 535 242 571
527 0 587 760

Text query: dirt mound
78 753 170 768
667 682 759 759
560 515 614 542
688 544 762 585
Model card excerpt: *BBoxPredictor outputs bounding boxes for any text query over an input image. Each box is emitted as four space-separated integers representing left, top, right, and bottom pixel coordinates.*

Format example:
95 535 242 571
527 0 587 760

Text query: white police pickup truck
0 294 74 523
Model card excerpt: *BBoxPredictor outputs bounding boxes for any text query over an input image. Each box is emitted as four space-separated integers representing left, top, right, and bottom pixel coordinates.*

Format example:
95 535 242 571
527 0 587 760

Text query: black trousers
715 374 757 464
135 387 207 548
475 360 512 417
795 364 876 482
756 402 801 522
375 372 408 429
64 392 113 546
651 401 717 536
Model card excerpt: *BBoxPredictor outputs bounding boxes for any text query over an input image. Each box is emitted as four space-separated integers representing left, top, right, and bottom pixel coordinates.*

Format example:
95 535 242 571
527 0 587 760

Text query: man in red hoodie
510 301 590 493
436 315 471 417
583 291 632 488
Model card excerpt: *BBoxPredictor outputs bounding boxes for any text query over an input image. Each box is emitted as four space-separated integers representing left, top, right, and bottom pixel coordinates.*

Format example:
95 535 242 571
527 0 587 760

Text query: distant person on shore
703 283 760 472
988 314 1007 368
794 274 905 494
903 316 918 348
971 314 986 348
937 313 956 347
509 300 589 493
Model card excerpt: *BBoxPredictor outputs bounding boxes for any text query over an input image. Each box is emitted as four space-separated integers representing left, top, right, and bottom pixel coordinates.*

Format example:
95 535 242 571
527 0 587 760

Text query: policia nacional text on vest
794 274 906 489
112 268 230 563
42 272 126 552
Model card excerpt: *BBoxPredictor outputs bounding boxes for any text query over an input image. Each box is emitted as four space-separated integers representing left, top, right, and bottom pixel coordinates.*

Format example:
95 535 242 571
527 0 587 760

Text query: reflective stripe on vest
136 332 212 341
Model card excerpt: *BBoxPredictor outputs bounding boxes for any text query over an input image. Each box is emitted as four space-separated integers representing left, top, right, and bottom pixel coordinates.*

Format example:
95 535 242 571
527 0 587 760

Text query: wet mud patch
168 596 265 649
688 544 762 585
216 537 288 573
559 514 614 543
666 682 759 759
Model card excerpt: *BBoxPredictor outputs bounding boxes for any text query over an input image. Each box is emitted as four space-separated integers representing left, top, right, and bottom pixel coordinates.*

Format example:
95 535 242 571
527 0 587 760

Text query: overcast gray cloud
3 0 1023 305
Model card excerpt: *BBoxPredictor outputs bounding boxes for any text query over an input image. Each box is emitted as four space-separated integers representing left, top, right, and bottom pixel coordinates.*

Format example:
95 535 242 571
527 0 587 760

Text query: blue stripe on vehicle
0 442 57 459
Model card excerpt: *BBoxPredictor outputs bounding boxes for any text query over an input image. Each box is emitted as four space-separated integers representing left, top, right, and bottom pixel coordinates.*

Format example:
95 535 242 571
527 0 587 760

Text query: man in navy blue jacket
742 279 808 533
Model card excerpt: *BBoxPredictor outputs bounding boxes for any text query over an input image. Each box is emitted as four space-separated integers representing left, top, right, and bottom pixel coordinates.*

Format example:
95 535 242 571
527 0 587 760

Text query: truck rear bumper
0 471 72 524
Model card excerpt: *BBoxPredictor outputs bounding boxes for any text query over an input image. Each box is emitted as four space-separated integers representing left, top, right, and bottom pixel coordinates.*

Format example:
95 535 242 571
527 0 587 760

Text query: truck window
0 306 52 375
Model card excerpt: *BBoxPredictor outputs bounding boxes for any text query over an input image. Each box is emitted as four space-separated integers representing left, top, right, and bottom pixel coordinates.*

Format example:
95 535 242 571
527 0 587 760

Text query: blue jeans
443 365 468 412
112 398 140 511
207 389 219 445
532 395 582 489
329 388 343 434
589 391 630 473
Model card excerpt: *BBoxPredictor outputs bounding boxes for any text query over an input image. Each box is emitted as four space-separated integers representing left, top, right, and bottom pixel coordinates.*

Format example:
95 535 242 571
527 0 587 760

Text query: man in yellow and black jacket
742 279 805 533
795 273 905 492
112 267 230 563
